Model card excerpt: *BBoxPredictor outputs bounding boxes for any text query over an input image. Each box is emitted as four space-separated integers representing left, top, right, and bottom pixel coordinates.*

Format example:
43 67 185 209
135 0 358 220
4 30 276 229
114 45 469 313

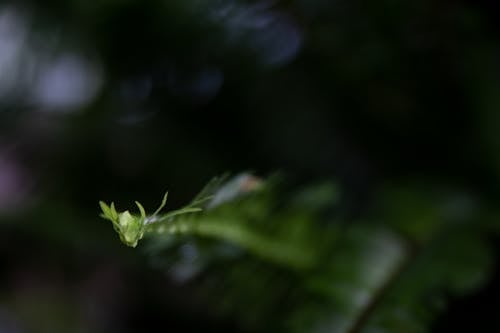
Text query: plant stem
147 217 318 270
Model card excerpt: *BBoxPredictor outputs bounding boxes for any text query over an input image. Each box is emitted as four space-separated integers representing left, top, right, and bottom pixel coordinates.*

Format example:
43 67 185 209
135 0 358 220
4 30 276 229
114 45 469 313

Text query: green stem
147 217 317 270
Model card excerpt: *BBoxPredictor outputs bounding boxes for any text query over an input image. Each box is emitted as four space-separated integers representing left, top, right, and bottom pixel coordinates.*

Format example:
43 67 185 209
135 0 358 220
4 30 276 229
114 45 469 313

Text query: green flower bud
117 210 144 247
99 201 145 247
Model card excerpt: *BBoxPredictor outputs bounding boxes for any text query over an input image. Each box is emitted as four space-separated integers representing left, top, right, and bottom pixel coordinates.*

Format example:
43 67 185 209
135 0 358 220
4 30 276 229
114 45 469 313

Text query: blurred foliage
1 0 500 332
100 174 494 333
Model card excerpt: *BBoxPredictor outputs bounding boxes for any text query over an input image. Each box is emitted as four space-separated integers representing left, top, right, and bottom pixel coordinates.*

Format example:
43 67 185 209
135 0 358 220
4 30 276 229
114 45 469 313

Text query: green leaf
99 201 112 220
135 201 146 219
153 191 169 216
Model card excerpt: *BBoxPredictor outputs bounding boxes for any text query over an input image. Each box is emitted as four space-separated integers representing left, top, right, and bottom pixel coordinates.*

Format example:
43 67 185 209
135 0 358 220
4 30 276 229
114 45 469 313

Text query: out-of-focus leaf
100 176 496 333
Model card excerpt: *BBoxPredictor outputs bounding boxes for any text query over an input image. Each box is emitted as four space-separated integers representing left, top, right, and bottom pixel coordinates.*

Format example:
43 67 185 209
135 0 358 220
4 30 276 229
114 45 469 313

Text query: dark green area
1 0 500 332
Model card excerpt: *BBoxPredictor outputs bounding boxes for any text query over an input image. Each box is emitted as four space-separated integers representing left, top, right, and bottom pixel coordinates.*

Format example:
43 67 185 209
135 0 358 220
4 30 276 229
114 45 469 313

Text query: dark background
1 0 500 332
